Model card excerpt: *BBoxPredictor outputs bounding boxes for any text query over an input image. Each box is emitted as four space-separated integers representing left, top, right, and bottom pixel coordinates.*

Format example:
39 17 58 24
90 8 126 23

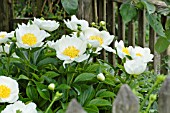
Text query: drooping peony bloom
124 59 147 75
54 35 89 67
97 73 105 81
130 46 154 63
83 27 115 53
64 15 89 31
0 76 19 103
115 40 133 59
0 31 14 44
34 18 60 32
1 101 37 113
15 24 50 49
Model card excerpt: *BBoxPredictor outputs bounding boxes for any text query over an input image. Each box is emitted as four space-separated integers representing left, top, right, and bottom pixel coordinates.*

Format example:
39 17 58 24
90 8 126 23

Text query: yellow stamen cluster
0 85 11 98
89 36 103 45
136 53 142 57
63 46 80 58
122 47 130 55
22 33 37 46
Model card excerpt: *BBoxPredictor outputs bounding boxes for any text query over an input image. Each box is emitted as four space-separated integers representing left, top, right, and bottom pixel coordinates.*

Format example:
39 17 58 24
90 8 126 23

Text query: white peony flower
83 27 115 53
16 24 50 49
124 59 147 75
34 18 60 32
0 76 19 103
64 15 89 31
115 40 133 59
2 101 37 113
130 46 154 63
46 40 57 49
54 35 89 67
0 44 10 54
97 73 105 81
0 31 14 44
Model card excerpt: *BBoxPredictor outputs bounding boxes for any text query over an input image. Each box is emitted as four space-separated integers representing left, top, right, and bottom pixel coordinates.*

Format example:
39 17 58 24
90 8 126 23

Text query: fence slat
107 0 116 66
138 10 145 47
98 0 106 60
160 15 168 74
66 99 87 113
158 76 170 113
149 26 156 72
77 0 94 23
128 20 135 47
0 0 11 31
117 3 125 41
112 84 139 113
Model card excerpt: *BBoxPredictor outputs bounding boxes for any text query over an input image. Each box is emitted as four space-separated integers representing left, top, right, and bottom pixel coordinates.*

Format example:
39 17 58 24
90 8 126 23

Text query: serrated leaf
120 3 137 23
146 13 165 37
74 73 96 83
89 98 112 107
61 0 78 15
155 37 170 53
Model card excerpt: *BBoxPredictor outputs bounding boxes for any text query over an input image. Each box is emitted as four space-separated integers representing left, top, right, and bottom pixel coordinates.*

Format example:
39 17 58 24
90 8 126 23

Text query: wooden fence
0 0 169 74
65 76 170 113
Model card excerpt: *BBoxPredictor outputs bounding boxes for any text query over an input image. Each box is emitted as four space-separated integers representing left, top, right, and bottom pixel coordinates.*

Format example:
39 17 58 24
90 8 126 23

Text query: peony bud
97 73 105 81
48 83 55 91
100 21 106 26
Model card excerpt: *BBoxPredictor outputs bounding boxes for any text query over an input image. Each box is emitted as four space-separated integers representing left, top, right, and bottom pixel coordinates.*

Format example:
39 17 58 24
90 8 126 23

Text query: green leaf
35 82 50 100
97 91 115 98
61 0 78 15
155 37 170 53
89 98 112 107
86 64 100 72
74 73 96 83
146 13 165 37
120 3 137 23
165 29 170 42
18 74 29 80
141 0 156 14
37 58 58 66
85 105 99 113
56 84 71 90
43 71 60 78
26 85 39 102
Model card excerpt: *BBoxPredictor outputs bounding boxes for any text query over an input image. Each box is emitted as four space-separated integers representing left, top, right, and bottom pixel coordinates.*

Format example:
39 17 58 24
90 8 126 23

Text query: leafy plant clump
0 15 166 113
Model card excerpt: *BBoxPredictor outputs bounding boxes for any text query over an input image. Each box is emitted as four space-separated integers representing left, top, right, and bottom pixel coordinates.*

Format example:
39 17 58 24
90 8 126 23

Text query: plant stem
140 82 158 111
45 92 62 113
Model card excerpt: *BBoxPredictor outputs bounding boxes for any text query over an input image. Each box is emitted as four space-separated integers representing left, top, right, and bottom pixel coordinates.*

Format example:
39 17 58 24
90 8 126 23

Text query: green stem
140 82 158 111
45 92 62 113
144 101 153 113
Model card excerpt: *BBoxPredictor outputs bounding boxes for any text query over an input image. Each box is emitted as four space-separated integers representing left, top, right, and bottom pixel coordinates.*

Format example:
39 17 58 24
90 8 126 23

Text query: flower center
89 36 103 45
0 85 11 98
63 46 80 58
122 47 130 55
0 34 6 38
22 33 37 46
136 53 142 57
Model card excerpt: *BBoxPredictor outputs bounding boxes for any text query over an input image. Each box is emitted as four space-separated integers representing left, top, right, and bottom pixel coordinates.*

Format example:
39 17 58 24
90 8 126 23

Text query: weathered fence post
77 0 94 23
158 76 170 113
0 0 11 31
112 84 139 113
66 99 87 113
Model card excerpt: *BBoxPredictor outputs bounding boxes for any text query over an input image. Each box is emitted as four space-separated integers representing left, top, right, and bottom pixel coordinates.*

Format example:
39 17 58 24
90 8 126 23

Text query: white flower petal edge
130 46 154 63
64 15 89 31
34 18 60 32
83 27 115 53
0 76 19 103
1 101 37 113
0 31 14 44
124 59 147 75
15 24 50 49
55 35 89 68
